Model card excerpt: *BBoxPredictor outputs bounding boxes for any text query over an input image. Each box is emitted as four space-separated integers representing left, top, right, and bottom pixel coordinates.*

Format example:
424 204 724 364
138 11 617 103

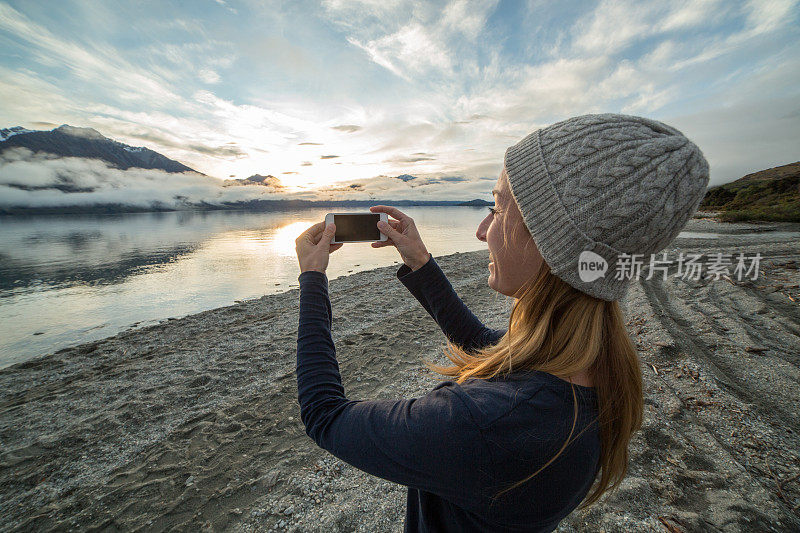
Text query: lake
0 207 495 368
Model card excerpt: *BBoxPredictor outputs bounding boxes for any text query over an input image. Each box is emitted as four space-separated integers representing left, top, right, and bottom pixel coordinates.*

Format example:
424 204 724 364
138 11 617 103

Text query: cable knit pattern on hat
504 113 709 301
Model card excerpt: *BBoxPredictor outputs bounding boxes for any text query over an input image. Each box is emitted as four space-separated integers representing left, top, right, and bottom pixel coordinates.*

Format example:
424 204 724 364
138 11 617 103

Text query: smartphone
325 212 389 244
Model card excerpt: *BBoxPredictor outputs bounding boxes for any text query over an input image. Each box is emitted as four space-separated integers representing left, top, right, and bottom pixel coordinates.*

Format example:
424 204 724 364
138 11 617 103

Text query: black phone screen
333 214 381 241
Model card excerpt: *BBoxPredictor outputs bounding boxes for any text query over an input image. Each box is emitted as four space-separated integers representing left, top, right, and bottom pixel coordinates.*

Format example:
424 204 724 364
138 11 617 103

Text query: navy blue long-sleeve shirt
297 254 600 532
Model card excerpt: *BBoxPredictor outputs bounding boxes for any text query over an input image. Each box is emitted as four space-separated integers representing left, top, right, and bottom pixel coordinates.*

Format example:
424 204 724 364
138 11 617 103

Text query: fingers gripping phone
325 212 389 244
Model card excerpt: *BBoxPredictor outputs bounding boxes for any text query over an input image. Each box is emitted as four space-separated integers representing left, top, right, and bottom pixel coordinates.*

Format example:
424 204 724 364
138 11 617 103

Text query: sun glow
272 220 318 257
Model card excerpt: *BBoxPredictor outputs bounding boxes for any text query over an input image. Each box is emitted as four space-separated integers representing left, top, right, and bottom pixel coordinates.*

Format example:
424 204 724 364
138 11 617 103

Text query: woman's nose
476 215 489 242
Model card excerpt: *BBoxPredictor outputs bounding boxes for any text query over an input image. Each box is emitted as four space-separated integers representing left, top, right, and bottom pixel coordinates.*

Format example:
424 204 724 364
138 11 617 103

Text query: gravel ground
0 217 798 532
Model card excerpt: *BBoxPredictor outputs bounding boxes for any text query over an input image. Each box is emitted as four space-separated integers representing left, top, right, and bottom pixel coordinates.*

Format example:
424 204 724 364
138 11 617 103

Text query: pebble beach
1 216 799 532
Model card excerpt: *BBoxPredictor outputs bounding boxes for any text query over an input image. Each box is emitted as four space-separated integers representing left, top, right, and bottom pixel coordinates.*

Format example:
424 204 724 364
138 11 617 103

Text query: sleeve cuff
396 263 412 278
299 269 328 287
396 253 439 283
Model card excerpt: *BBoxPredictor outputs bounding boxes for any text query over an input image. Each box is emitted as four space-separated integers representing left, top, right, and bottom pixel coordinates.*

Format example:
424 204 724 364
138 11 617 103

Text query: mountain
212 198 495 211
223 174 285 190
0 198 495 216
699 161 800 222
0 124 199 174
458 199 494 206
223 173 424 189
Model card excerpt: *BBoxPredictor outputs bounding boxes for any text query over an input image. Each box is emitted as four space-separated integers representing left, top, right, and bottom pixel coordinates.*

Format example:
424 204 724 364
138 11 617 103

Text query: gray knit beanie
504 113 709 301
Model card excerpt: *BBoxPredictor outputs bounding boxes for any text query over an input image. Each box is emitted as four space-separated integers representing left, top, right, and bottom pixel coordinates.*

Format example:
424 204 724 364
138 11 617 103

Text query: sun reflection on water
273 220 318 257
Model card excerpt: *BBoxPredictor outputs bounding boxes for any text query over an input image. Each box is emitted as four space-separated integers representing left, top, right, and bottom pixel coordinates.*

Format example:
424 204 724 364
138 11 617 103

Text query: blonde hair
424 201 643 508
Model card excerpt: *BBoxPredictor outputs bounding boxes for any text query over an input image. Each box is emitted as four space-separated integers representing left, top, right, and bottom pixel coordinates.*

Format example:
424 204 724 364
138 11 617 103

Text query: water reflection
273 221 316 257
0 207 491 367
0 211 324 295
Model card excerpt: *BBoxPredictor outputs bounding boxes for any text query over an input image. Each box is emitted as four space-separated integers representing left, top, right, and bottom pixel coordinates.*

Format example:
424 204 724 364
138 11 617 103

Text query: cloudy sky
1 0 798 201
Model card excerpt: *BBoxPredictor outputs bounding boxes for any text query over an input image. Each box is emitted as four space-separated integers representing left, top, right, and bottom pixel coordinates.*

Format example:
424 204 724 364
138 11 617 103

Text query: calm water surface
0 207 494 368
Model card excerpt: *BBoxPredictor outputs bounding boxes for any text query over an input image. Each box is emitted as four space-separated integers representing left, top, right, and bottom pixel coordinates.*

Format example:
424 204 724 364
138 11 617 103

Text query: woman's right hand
369 205 431 271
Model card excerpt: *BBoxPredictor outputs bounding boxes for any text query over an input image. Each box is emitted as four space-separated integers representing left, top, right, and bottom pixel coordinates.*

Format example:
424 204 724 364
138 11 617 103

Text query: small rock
745 346 767 353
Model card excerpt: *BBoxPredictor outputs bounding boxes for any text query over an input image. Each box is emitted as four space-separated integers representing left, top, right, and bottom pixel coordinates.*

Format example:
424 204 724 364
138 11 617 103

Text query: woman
295 113 709 532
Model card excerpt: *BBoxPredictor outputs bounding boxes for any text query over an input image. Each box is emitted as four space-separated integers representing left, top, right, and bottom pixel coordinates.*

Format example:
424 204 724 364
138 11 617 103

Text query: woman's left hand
296 222 343 273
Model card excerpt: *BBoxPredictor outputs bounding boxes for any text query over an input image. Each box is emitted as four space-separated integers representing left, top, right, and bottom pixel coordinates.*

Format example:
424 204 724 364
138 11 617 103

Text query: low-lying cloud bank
0 148 494 211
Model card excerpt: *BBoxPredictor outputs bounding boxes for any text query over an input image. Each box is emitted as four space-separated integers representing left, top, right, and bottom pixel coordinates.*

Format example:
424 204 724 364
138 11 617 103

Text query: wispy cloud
214 0 238 15
0 3 184 107
331 124 362 133
332 0 498 81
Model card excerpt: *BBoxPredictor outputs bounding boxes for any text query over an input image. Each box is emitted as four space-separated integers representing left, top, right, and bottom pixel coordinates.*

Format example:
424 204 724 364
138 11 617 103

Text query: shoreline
1 219 799 531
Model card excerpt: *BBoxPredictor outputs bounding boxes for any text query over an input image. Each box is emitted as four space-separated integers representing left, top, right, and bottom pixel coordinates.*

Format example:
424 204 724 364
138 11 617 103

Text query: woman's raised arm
369 205 504 352
397 255 506 353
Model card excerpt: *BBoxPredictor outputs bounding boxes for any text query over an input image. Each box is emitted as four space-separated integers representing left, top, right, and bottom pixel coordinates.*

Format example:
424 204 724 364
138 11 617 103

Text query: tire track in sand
640 259 800 523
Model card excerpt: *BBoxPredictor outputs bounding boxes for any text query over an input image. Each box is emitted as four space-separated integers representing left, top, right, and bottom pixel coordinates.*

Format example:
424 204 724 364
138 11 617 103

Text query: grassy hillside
699 161 800 222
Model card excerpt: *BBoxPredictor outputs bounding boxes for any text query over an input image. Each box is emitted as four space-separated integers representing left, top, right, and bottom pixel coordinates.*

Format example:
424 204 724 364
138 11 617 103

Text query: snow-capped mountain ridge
0 124 198 174
0 126 35 142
